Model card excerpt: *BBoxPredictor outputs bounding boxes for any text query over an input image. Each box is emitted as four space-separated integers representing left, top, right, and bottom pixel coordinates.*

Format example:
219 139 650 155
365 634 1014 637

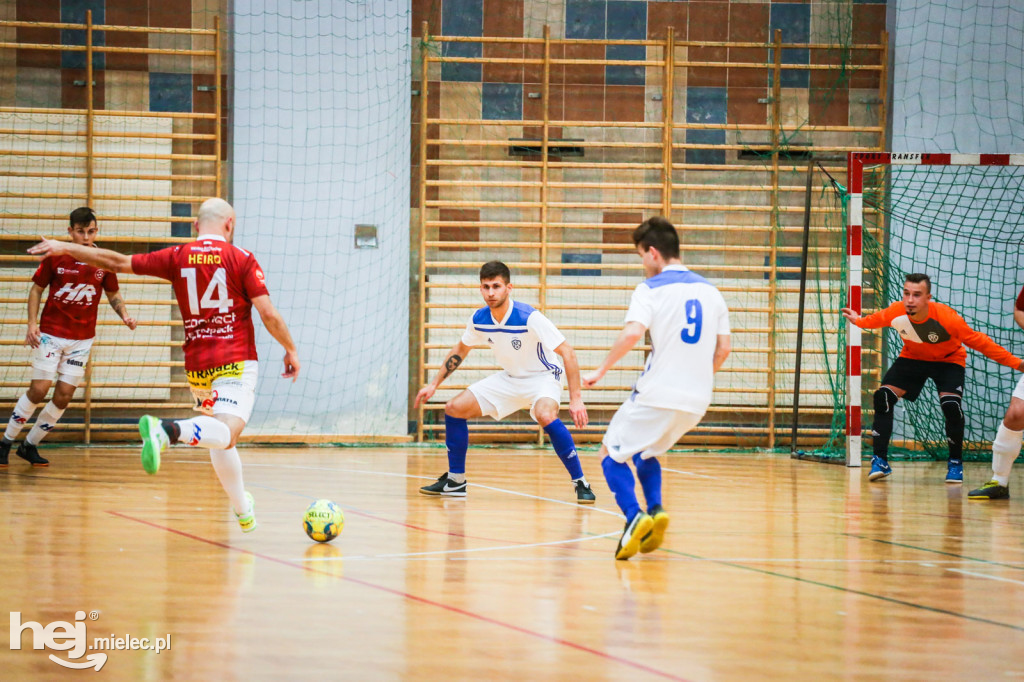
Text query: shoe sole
418 488 467 497
616 515 654 561
867 471 890 481
945 479 963 484
138 416 162 475
968 492 1010 500
640 512 670 554
577 497 596 505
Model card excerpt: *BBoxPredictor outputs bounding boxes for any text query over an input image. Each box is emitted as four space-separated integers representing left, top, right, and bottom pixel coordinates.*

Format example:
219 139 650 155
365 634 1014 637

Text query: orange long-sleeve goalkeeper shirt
855 300 1022 369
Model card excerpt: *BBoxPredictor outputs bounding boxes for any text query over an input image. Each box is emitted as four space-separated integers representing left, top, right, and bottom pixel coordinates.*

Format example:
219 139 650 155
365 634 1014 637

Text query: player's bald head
197 197 235 227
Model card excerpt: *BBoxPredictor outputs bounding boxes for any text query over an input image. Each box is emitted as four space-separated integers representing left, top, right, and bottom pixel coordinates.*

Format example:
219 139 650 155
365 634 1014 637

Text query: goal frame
844 152 1024 467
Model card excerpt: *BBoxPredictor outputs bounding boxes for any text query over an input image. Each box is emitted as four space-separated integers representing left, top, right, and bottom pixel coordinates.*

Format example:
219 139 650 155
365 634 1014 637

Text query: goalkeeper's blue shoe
945 460 963 484
867 456 891 481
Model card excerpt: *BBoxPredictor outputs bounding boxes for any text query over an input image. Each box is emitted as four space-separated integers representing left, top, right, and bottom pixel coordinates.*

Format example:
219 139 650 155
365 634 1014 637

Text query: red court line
107 510 690 682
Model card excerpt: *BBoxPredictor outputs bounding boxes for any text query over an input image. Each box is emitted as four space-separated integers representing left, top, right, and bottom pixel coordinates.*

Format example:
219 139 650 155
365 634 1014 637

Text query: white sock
991 422 1022 487
25 402 66 445
210 447 249 514
573 476 589 486
174 417 231 449
448 472 466 484
5 394 40 442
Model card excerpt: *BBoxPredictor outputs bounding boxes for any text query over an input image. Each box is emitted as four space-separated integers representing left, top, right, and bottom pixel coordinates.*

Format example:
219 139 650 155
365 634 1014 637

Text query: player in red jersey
29 198 299 531
1 207 136 468
968 283 1024 500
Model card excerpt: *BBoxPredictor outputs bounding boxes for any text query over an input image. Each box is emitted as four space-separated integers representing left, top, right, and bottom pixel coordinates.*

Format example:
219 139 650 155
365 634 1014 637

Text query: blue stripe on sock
633 453 662 511
445 414 469 474
602 455 640 520
543 418 584 480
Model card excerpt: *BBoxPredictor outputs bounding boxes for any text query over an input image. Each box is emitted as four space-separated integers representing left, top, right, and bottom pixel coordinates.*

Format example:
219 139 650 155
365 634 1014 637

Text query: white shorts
186 361 258 423
603 398 704 463
31 333 94 386
1013 374 1024 402
467 371 563 422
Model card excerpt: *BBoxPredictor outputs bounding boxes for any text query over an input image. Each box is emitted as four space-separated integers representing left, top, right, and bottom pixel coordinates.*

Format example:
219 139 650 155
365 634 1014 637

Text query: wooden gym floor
1 446 1022 681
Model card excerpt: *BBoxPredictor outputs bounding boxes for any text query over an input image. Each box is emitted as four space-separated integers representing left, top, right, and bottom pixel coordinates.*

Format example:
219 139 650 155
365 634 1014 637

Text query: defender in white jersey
968 283 1024 500
584 218 731 559
414 261 594 502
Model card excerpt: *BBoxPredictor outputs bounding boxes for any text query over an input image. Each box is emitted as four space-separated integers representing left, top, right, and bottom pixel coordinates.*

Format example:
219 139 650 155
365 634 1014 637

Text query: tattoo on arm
109 294 127 319
442 354 463 380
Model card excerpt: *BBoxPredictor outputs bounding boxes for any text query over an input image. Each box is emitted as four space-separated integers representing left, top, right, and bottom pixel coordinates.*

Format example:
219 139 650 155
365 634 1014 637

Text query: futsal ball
303 499 344 543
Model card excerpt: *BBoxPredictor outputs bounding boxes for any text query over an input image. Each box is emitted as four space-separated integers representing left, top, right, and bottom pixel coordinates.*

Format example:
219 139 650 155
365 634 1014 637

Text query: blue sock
633 453 662 511
543 419 584 480
602 455 640 521
445 414 468 475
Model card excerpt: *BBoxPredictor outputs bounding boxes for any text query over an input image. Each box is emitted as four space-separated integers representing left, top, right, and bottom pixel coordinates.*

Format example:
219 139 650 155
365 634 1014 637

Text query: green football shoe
138 415 168 475
235 491 256 532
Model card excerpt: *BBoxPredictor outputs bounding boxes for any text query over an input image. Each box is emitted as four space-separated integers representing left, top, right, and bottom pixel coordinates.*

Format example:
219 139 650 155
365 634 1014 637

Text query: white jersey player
584 217 731 559
968 283 1024 500
414 261 594 502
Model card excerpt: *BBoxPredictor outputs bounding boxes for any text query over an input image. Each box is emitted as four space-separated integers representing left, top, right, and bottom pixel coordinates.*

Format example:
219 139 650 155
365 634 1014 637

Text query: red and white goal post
844 151 1024 467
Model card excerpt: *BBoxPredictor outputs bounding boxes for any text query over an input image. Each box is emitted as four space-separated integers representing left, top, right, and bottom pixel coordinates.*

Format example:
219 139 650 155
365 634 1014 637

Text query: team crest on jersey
927 332 939 342
254 268 265 282
511 338 522 350
94 270 105 281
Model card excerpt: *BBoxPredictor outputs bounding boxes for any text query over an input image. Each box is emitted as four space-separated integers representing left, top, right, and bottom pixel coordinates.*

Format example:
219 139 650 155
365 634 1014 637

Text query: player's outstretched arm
962 332 1024 371
955 312 1024 371
27 237 134 273
843 302 898 329
582 321 646 388
840 307 861 324
713 334 731 372
105 291 137 330
25 284 44 348
414 341 472 408
251 295 300 381
554 341 588 428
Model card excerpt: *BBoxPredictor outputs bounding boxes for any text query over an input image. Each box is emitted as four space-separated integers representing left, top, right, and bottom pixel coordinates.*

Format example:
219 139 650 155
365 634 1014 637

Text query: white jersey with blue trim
626 264 730 413
461 299 567 380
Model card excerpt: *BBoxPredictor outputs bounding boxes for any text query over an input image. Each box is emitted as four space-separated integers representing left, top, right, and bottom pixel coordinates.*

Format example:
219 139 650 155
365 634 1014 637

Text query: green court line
589 533 1024 633
844 533 1024 571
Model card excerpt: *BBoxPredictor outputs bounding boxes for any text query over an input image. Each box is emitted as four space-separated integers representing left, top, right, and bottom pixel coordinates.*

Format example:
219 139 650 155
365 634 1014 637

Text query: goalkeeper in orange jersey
968 283 1024 500
842 273 1024 483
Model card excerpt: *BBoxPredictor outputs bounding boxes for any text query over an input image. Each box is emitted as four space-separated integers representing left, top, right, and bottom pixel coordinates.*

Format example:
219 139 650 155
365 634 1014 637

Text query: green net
815 162 1024 461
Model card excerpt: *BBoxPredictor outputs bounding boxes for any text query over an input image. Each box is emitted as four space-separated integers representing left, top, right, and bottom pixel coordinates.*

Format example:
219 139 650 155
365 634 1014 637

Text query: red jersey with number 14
131 235 269 372
33 254 119 340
